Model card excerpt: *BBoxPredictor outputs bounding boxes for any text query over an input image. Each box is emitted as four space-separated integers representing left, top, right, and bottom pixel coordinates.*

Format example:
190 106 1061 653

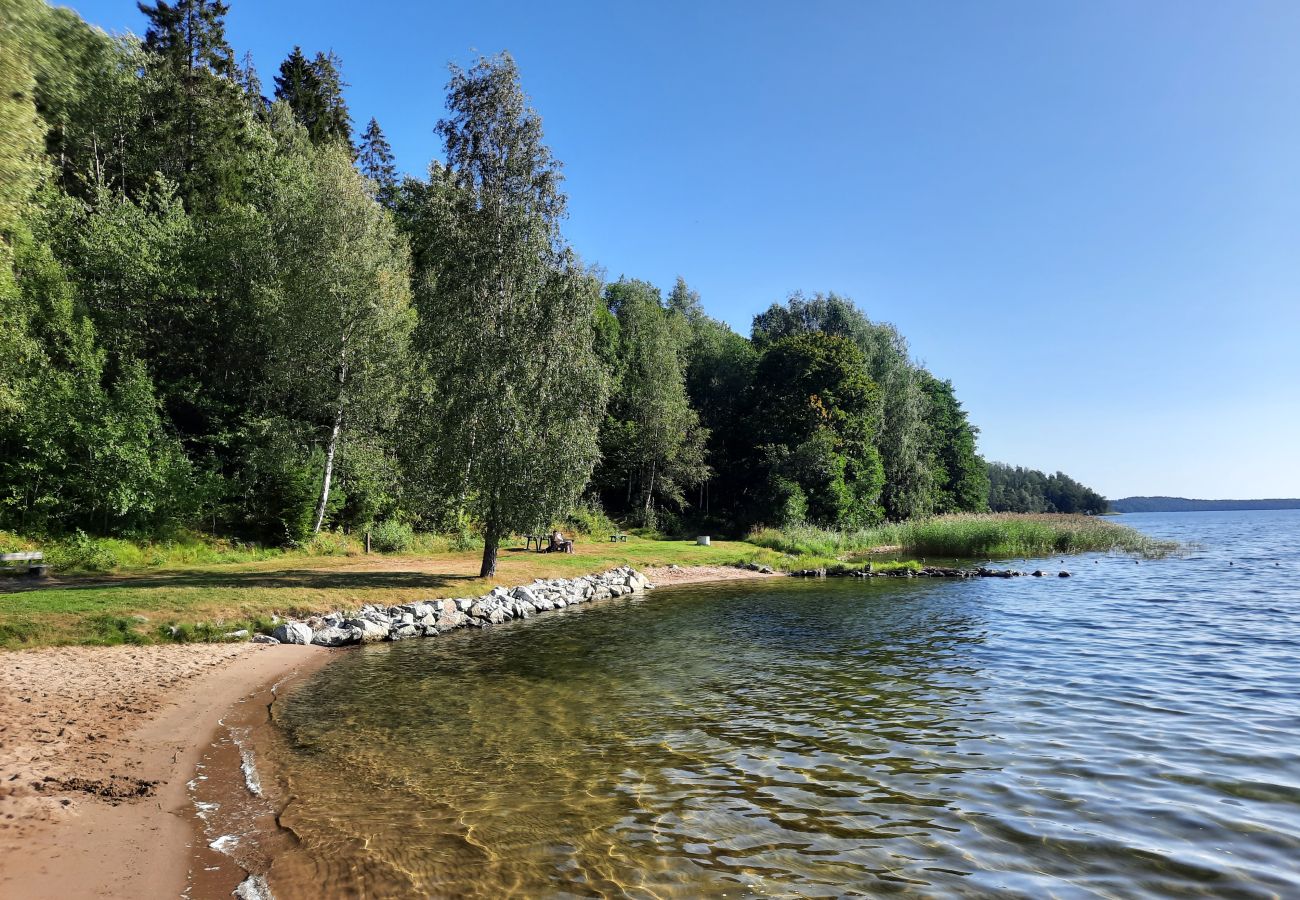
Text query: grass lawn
0 536 775 648
1 514 1175 648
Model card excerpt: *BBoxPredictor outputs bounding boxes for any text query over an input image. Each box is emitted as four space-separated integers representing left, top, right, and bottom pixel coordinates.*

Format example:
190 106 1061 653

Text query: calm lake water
259 511 1300 898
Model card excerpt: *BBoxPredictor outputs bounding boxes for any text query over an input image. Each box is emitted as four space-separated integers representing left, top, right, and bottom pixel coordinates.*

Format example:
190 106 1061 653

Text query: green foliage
595 279 709 526
46 531 120 571
369 519 414 553
562 498 618 538
988 462 1110 515
0 3 1022 568
274 46 353 148
405 53 609 576
750 333 884 528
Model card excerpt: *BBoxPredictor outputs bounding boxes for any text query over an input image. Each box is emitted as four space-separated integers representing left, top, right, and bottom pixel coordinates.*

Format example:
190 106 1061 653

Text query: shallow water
261 510 1300 898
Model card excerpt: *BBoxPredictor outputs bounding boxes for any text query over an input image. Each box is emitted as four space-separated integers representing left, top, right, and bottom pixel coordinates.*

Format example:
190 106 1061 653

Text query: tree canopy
0 0 1096 553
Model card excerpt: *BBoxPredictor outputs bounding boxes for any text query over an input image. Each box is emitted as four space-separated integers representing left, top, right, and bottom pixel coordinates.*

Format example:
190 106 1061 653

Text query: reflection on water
262 511 1300 899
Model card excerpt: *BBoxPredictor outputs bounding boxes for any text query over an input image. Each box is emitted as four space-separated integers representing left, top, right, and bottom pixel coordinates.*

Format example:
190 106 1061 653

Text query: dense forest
987 463 1110 515
3 0 1099 575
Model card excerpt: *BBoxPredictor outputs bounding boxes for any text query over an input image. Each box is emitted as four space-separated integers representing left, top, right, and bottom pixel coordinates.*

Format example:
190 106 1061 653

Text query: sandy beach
0 642 329 899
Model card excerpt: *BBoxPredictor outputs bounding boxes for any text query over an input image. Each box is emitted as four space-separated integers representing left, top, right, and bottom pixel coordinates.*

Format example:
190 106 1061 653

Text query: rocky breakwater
265 566 653 648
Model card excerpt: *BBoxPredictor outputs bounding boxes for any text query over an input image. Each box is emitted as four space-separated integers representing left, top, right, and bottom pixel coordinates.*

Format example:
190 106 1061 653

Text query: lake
253 510 1300 898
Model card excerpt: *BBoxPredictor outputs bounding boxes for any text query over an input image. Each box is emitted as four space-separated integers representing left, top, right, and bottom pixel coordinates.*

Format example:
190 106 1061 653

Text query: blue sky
66 1 1300 499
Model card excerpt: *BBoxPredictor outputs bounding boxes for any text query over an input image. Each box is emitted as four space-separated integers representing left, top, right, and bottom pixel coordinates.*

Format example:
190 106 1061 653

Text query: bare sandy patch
643 564 783 586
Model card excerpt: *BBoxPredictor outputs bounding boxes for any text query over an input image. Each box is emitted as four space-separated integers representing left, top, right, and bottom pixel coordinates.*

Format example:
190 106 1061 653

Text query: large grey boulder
251 633 280 645
511 586 540 606
344 618 390 643
312 625 361 647
272 622 313 645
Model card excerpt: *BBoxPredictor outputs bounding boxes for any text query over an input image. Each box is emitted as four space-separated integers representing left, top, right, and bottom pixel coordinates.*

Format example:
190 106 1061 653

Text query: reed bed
749 513 1178 560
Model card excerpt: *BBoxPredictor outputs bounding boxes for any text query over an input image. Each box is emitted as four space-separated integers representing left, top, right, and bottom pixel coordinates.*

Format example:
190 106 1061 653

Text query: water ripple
260 510 1300 898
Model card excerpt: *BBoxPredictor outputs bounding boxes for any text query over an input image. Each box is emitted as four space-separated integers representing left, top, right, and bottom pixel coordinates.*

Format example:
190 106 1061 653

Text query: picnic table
525 533 548 552
609 532 628 542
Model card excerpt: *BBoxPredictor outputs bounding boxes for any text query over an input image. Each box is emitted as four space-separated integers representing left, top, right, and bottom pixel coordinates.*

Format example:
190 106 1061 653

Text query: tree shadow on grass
0 568 481 594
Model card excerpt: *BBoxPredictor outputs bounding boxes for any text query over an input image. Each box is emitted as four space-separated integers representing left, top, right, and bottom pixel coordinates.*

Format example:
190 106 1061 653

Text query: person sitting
547 530 574 554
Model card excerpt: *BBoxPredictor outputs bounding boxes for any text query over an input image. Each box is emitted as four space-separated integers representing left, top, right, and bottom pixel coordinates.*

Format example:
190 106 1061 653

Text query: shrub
47 531 121 572
563 498 617 538
369 520 414 553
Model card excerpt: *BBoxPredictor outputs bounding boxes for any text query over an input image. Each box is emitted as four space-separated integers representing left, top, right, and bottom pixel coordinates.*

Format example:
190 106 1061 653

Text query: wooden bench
1 551 47 577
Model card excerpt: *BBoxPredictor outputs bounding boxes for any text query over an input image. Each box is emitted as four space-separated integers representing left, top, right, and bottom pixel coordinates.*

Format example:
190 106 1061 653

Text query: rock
272 622 314 645
404 602 433 619
311 625 361 647
758 565 774 575
388 623 420 641
511 586 540 606
251 634 280 645
1058 571 1071 578
1031 570 1045 577
223 629 250 640
344 618 390 643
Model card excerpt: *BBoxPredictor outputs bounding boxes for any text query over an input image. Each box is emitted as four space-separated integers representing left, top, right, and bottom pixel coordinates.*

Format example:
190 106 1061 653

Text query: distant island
1112 497 1300 513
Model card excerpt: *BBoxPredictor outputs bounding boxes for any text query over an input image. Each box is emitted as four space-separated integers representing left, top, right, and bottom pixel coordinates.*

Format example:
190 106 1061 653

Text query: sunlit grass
749 513 1178 560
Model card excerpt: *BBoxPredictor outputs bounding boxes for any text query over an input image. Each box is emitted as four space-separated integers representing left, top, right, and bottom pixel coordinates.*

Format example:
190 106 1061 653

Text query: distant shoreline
1113 497 1300 513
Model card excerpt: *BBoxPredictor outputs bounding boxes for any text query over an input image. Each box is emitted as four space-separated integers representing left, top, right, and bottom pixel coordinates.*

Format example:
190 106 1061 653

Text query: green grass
749 513 1178 560
0 535 781 648
1 514 1178 649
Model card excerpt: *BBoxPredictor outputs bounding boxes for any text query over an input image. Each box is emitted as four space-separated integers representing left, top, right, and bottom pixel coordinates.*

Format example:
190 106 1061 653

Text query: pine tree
357 117 398 207
236 50 267 118
274 46 352 149
135 0 250 207
311 51 352 149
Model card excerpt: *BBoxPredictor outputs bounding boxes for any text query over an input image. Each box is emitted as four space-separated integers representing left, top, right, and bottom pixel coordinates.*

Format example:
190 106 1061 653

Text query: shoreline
0 564 774 897
0 643 331 899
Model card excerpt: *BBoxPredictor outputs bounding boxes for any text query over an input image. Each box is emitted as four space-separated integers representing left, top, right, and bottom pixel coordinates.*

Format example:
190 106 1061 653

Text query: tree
357 117 398 207
263 144 413 534
666 275 704 322
679 311 758 525
135 0 251 208
274 46 352 149
751 333 884 527
236 51 267 118
753 291 936 520
596 279 708 527
406 53 609 576
921 373 988 513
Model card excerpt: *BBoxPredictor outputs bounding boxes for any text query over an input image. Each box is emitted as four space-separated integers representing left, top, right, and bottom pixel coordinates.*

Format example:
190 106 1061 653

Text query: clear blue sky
65 0 1300 500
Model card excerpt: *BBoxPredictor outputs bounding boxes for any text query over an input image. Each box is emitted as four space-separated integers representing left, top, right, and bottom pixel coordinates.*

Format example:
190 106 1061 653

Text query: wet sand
0 643 330 899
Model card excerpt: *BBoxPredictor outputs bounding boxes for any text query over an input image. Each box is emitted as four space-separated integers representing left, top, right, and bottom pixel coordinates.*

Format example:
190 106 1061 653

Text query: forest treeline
0 1 1102 574
988 463 1110 515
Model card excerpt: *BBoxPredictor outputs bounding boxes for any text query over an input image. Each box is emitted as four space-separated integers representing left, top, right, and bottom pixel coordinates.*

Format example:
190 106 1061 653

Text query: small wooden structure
1 551 47 578
609 532 628 543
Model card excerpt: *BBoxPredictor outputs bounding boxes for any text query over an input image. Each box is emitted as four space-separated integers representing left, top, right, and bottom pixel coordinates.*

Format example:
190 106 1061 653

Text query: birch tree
267 143 413 534
407 53 608 577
